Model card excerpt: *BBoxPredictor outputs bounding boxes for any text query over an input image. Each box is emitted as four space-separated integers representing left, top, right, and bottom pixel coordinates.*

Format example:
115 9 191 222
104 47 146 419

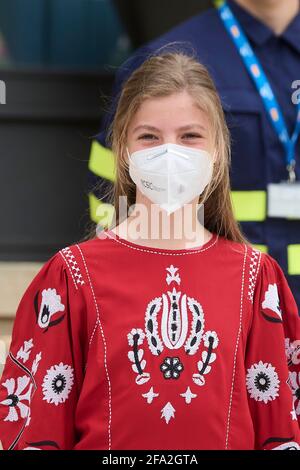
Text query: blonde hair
87 48 248 244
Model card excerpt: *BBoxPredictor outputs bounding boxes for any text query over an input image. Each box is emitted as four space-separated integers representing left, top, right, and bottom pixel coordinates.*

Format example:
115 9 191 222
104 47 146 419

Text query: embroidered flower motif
166 265 181 285
246 361 280 403
287 371 300 415
160 357 184 380
271 442 300 450
42 363 74 406
127 328 145 347
16 339 34 363
31 352 42 376
0 375 32 422
36 288 65 330
161 402 176 424
203 331 219 349
285 338 300 366
261 284 282 320
263 436 300 450
142 387 159 404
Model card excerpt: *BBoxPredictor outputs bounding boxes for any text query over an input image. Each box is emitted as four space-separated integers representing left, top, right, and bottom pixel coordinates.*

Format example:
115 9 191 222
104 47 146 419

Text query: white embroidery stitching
247 248 261 303
105 231 219 256
225 243 247 450
5 353 37 450
59 250 78 290
60 247 85 287
75 244 112 451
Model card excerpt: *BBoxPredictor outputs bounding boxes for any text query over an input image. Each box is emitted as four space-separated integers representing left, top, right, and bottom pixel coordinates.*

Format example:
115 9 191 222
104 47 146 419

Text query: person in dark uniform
87 0 300 310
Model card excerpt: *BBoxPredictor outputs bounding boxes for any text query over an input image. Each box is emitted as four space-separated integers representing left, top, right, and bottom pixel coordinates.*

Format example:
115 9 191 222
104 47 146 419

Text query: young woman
0 52 299 451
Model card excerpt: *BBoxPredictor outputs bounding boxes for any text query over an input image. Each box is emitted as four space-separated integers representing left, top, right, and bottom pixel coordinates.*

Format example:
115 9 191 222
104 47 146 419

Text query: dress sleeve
0 251 87 450
245 252 300 450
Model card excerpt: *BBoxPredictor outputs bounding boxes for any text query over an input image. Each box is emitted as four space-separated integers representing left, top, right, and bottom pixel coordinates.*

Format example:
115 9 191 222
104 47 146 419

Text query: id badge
268 182 300 218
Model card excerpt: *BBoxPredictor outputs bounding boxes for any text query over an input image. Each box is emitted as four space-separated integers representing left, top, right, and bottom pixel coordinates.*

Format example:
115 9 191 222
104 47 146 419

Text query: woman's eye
138 134 158 141
182 133 203 139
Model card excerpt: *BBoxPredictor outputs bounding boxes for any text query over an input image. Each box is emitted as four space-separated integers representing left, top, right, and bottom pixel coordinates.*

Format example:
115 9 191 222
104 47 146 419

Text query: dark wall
113 0 213 48
0 69 114 261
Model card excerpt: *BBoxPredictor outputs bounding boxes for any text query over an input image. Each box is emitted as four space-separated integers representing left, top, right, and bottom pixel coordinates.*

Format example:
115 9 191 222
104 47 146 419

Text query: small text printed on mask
141 179 166 192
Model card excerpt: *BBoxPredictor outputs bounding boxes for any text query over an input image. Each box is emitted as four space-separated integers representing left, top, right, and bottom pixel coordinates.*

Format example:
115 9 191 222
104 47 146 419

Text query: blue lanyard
218 1 300 182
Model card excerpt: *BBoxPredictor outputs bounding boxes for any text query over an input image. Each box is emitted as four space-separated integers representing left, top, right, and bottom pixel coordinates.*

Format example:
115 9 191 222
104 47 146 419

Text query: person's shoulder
217 236 259 259
53 235 111 288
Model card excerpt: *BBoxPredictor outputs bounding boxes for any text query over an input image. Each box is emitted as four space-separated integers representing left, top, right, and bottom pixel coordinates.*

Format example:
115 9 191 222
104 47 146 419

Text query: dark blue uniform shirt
91 0 300 309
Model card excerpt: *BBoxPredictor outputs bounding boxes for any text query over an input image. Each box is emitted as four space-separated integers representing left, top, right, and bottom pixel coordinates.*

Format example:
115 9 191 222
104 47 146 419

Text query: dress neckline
102 228 219 256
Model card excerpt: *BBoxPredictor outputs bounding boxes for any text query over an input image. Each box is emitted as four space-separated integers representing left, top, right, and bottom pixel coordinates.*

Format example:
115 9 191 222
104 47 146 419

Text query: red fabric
0 231 299 450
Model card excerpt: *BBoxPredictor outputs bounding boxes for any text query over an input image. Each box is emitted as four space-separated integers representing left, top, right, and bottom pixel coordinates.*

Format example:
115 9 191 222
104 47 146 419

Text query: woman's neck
234 0 299 35
111 201 212 250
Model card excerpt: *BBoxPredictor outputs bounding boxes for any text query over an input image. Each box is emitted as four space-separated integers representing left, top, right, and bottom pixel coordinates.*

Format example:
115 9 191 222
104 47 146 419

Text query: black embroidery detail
133 334 144 375
34 290 65 332
145 298 163 355
34 291 39 321
262 436 294 447
254 372 271 393
43 314 66 332
198 336 214 375
261 311 283 324
184 299 205 356
52 373 67 395
6 394 19 407
26 440 61 450
160 357 184 379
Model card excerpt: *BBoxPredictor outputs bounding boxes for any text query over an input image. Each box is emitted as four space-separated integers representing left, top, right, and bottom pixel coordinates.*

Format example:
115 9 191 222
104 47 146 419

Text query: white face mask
127 142 214 215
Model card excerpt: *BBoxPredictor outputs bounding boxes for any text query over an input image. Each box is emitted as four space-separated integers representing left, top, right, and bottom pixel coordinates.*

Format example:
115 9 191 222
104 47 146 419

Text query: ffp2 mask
127 142 214 215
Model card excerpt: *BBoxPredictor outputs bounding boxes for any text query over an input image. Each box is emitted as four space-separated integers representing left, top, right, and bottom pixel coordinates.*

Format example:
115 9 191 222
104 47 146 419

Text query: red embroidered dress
0 230 299 450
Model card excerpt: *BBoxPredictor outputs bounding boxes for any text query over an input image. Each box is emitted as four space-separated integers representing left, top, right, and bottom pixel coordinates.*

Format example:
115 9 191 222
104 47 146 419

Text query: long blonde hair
87 49 248 244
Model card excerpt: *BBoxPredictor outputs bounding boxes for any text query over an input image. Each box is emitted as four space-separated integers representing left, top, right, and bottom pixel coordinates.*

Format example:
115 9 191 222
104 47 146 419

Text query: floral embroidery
31 352 42 376
126 264 219 423
142 387 159 404
161 402 175 424
271 442 300 450
180 387 197 404
203 331 219 349
193 332 218 387
145 297 164 356
42 363 74 406
287 371 300 415
291 407 297 421
34 288 65 330
184 297 205 355
160 357 184 380
166 265 181 285
261 283 283 323
16 339 34 363
263 437 300 450
0 375 32 422
127 328 145 347
127 328 150 385
246 361 280 403
285 338 300 366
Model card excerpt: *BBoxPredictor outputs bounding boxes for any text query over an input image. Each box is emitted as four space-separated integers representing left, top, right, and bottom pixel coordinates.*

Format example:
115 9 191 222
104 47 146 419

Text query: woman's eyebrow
177 124 206 132
133 124 206 133
133 125 160 133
